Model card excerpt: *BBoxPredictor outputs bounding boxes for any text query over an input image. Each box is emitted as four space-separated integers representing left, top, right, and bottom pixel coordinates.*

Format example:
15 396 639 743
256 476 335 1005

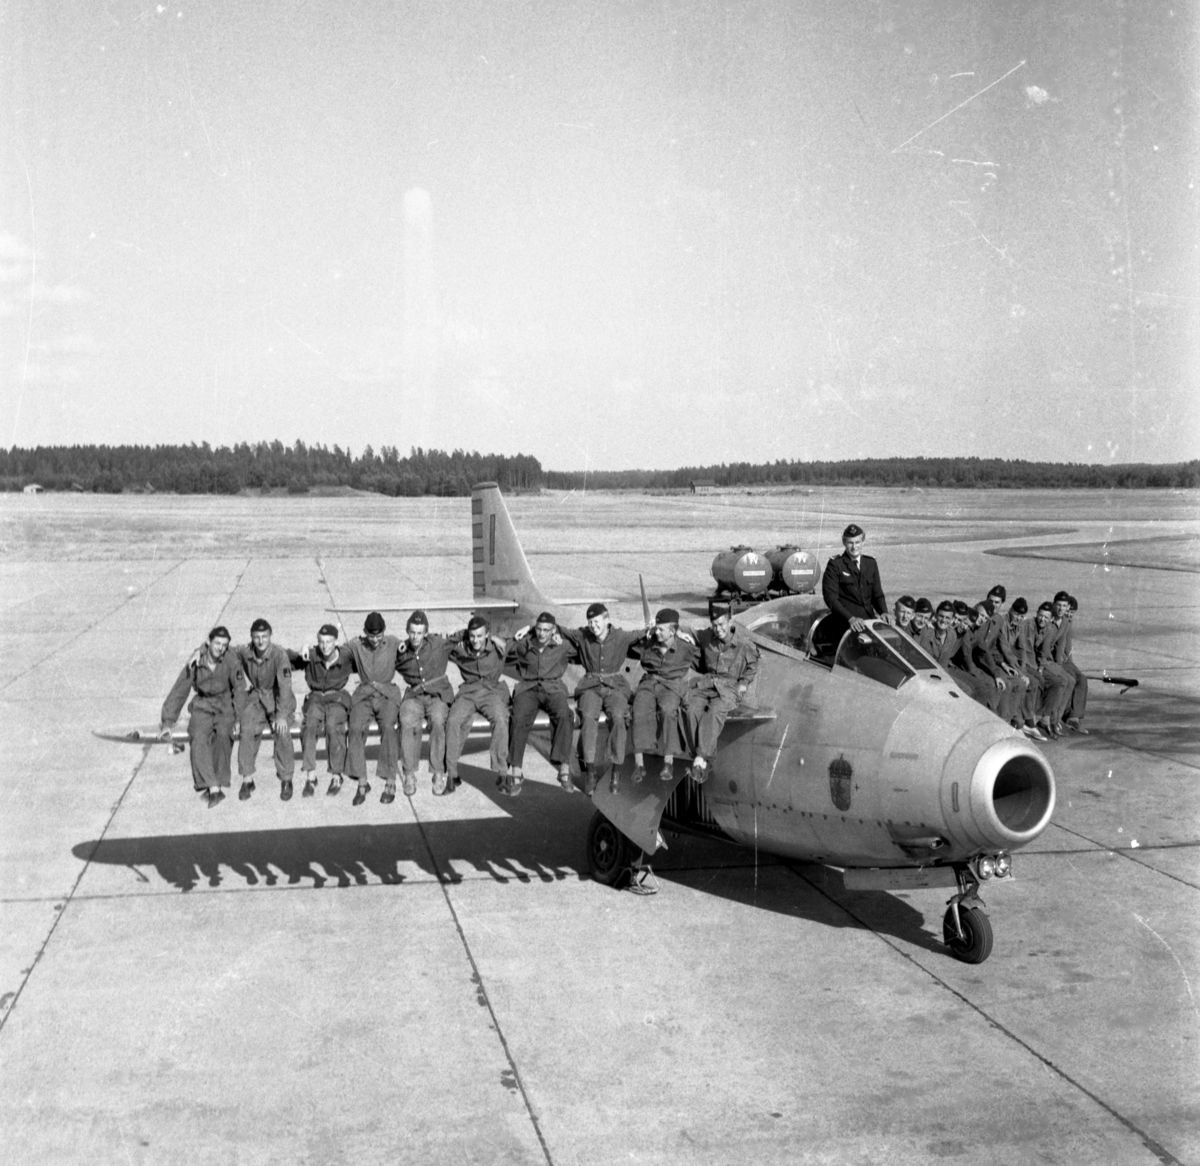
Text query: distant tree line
0 443 544 497
545 457 1200 491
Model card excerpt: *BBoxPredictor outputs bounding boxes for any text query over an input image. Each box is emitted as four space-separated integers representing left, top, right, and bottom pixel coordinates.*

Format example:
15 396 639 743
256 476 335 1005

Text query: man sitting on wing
1062 595 1088 734
346 611 403 806
396 610 455 797
684 600 759 785
233 618 297 802
626 608 697 792
287 623 354 797
558 603 646 794
160 626 247 808
445 616 511 795
507 612 576 793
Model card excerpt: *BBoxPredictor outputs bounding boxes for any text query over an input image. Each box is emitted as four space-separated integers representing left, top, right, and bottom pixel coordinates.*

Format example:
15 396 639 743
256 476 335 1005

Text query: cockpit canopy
832 620 938 689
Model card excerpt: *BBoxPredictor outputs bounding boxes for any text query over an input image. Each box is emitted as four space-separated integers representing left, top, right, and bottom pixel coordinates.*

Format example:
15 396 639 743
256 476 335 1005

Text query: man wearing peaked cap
286 623 354 797
818 523 887 655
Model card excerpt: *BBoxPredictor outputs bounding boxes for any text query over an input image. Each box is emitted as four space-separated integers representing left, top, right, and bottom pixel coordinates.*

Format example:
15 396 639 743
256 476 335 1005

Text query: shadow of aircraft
76 762 945 956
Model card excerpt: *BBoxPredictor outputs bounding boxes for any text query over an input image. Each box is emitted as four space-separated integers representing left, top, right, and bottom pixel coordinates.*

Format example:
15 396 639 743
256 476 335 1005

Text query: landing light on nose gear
943 853 1012 964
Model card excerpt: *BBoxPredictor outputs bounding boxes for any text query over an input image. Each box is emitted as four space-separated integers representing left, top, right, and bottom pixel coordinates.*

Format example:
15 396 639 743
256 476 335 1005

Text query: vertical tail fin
470 482 551 609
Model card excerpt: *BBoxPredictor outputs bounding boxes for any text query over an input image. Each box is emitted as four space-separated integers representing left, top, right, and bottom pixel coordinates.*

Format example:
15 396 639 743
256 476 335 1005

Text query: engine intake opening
992 755 1053 834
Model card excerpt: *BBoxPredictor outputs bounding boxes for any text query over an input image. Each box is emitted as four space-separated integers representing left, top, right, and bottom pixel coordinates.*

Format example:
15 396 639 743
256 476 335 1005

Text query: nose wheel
942 902 993 963
942 866 994 963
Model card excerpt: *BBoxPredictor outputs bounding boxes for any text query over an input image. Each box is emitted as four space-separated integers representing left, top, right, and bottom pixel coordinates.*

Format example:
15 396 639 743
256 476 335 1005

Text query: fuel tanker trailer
766 545 818 595
711 546 771 599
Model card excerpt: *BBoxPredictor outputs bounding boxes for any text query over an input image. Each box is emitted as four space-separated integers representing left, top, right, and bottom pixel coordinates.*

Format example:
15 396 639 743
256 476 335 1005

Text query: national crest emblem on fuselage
829 754 853 812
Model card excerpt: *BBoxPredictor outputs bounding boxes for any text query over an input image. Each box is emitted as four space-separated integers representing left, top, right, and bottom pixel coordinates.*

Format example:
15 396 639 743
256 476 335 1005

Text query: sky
2 1 1197 471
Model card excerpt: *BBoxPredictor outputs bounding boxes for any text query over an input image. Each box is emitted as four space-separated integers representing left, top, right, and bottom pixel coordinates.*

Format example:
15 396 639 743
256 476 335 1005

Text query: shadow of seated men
73 764 589 893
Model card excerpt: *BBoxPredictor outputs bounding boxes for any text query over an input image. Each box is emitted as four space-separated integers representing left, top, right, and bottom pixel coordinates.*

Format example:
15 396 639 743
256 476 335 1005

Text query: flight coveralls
819 551 887 652
685 625 759 761
396 635 455 778
506 634 575 769
446 638 510 781
235 644 297 782
996 618 1042 725
346 635 402 782
1056 619 1088 724
161 647 247 791
912 622 938 657
927 628 981 702
963 623 1007 716
559 625 643 768
630 634 697 756
287 646 354 776
1032 622 1072 726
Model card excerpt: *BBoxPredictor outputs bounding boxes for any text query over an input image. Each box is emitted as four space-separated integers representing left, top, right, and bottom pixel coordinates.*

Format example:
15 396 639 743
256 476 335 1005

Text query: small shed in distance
690 479 718 495
23 483 44 495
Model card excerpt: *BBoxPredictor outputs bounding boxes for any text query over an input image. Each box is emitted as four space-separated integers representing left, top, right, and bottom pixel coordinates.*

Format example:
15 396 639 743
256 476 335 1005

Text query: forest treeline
0 443 543 496
2 446 1197 494
545 457 1200 491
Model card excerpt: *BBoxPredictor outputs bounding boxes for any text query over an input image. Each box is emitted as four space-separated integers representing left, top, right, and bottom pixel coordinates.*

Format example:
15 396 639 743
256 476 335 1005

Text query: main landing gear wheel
586 810 632 886
943 904 994 964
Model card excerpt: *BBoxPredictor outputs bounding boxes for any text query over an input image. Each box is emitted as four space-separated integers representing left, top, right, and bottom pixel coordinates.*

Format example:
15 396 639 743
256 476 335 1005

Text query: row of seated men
160 602 759 809
888 586 1088 742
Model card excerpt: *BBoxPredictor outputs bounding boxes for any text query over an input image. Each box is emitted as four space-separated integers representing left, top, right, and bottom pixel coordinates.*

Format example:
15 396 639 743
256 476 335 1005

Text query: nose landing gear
943 867 994 963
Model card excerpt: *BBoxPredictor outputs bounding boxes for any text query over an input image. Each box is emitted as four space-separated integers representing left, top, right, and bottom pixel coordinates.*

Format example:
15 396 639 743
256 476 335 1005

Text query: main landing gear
943 866 994 964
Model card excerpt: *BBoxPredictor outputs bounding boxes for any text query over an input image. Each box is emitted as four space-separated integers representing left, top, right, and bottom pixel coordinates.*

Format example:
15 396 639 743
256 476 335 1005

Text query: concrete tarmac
0 489 1196 1165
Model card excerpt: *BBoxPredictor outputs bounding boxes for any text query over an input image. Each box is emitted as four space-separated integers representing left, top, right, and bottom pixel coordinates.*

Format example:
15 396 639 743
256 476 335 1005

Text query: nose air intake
968 739 1055 848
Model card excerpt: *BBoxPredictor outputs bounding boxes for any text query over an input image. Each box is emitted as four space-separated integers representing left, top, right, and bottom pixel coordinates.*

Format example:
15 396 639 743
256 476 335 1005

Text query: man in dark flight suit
160 626 247 807
507 612 576 793
627 608 697 791
818 523 887 653
234 618 297 801
287 623 354 798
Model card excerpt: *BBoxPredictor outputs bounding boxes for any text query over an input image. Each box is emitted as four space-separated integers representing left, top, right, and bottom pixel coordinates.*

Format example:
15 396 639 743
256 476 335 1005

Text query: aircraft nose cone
964 738 1056 850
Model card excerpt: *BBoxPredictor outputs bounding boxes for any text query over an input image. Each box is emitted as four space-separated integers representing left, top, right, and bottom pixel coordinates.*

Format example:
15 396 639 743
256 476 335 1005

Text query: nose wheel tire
586 810 632 886
943 904 994 964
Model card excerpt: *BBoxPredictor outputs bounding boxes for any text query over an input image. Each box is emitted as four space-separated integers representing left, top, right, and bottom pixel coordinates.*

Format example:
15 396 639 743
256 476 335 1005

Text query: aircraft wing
590 757 686 855
94 715 515 746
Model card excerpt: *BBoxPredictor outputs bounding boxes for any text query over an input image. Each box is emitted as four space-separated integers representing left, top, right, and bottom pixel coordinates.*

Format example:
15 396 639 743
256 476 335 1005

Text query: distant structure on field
690 478 718 495
22 483 43 495
402 187 437 446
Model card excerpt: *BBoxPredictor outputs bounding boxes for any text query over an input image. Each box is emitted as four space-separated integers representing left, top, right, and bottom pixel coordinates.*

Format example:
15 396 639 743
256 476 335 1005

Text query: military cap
1053 590 1071 604
317 623 339 638
535 611 557 626
952 600 971 617
708 598 732 620
208 625 232 642
896 595 915 609
1038 601 1054 614
1068 596 1079 611
586 602 608 619
250 617 272 634
655 608 680 626
1010 597 1028 615
842 523 865 540
914 598 933 615
987 584 1007 602
363 612 386 634
936 600 955 614
467 615 490 632
406 610 429 629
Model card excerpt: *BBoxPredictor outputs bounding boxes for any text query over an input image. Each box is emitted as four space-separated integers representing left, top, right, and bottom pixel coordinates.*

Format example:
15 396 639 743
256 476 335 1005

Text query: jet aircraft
101 482 1056 964
347 482 1057 965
